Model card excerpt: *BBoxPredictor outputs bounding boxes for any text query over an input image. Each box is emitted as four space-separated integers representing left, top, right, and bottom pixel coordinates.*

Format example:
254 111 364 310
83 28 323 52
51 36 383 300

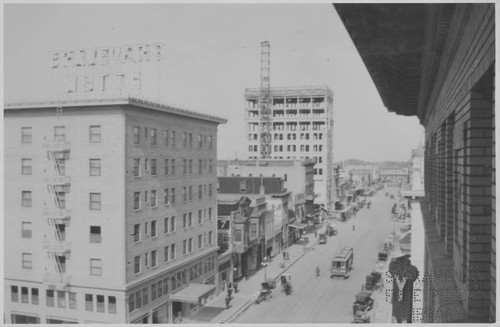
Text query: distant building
4 98 226 324
244 85 335 210
378 167 410 183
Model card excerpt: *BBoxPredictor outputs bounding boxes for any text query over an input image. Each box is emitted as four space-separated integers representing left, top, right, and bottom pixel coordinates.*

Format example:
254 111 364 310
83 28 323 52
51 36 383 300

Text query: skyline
4 3 423 161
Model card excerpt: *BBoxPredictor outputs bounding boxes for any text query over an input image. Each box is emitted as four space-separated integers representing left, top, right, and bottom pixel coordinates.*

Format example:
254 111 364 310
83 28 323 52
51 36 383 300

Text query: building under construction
244 85 335 210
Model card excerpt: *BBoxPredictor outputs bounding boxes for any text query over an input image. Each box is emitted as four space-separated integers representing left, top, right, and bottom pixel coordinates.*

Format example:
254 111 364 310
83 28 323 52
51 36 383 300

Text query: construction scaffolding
259 41 272 159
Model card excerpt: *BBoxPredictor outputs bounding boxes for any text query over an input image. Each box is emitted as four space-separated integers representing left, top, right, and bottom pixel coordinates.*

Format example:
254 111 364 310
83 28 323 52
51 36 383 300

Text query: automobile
352 291 374 313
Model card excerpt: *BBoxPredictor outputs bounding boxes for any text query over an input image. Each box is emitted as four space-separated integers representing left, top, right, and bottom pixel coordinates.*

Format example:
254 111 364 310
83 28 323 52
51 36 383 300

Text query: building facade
243 85 335 210
4 98 226 324
335 3 495 322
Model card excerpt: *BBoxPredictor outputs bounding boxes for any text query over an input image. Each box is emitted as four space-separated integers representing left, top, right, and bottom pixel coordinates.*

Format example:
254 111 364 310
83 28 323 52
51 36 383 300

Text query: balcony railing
43 240 71 252
43 208 71 219
43 176 71 185
43 142 71 151
43 273 71 288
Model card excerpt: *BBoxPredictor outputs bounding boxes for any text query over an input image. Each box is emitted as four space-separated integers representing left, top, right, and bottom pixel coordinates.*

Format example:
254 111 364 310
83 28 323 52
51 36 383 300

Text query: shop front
169 283 216 323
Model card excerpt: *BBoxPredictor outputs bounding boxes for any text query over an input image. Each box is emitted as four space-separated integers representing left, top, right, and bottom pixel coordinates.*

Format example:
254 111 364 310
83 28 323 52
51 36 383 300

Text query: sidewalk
192 235 319 323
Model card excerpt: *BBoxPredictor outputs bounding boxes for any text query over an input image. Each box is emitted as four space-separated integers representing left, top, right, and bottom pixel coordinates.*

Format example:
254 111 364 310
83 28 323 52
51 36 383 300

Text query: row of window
129 256 216 312
20 158 101 176
21 191 101 209
21 222 102 243
20 125 101 144
133 127 213 149
133 232 214 274
21 252 103 276
11 285 117 314
248 144 323 153
132 158 213 177
133 185 213 209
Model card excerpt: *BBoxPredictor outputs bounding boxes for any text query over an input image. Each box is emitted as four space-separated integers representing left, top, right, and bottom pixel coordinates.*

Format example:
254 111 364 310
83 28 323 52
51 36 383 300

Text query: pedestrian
234 281 238 293
225 295 231 308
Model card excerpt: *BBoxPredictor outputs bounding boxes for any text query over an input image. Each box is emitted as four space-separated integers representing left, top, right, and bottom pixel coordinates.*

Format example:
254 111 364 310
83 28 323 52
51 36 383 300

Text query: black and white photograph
3 1 496 324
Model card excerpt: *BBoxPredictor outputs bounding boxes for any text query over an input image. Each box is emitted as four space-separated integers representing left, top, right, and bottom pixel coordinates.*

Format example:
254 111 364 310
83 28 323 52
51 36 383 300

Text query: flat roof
244 85 333 98
218 158 316 167
4 96 227 124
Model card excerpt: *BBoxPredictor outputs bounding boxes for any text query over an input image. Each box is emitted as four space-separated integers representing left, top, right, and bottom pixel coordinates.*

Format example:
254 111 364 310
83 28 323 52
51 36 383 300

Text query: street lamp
262 256 269 282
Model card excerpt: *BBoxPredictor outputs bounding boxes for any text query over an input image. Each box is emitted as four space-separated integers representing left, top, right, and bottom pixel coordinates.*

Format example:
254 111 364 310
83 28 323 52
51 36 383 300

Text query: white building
244 85 335 210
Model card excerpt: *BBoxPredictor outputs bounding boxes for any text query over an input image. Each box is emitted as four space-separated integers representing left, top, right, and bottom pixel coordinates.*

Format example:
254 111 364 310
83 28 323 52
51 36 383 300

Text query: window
189 186 193 201
89 159 101 176
21 287 29 303
22 253 32 269
134 192 140 210
209 159 213 173
151 190 157 207
183 187 187 202
171 159 175 175
198 210 202 224
54 126 65 142
56 192 65 209
171 244 176 260
145 159 149 171
85 294 93 312
188 159 192 174
22 127 32 144
151 220 157 237
164 188 169 205
189 133 193 147
90 259 102 276
198 234 203 249
182 132 187 147
151 128 157 145
250 223 257 239
31 288 39 305
145 127 148 138
198 185 202 199
133 126 140 144
198 134 202 147
208 208 213 220
209 184 213 197
22 159 32 175
171 216 176 232
57 291 66 308
208 231 213 245
164 246 169 262
319 168 323 175
133 159 141 177
145 221 148 236
151 159 157 176
90 193 101 210
46 290 55 307
134 256 141 274
151 250 157 267
158 280 164 297
208 135 213 148
108 296 116 314
56 255 66 273
183 240 187 255
89 125 101 143
162 278 168 295
145 252 148 267
129 294 135 312
240 181 246 193
151 283 157 301
189 238 193 253
22 191 32 207
183 214 187 229
22 222 32 238
183 159 187 175
199 159 203 174
142 288 148 305
90 226 101 243
69 292 77 309
164 130 169 146
134 224 141 242
135 290 142 309
96 295 105 313
171 131 176 146
164 159 169 175
188 212 193 227
164 217 169 234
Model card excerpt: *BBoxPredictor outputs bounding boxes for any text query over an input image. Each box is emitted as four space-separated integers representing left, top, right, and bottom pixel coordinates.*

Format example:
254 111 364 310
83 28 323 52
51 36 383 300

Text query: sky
4 3 424 162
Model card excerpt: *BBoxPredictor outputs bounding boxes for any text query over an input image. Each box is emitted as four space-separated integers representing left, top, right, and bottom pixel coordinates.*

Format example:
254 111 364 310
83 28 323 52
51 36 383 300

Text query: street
234 186 400 323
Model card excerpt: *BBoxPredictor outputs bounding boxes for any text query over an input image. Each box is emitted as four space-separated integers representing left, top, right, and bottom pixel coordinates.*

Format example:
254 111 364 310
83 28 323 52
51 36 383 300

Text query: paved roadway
235 186 400 323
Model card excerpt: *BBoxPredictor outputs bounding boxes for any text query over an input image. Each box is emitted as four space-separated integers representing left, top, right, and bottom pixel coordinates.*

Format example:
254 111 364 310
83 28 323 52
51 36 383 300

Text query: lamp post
262 256 269 282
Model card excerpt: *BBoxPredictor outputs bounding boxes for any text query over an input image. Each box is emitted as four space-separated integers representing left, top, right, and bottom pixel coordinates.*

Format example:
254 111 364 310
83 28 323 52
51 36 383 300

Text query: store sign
50 42 164 98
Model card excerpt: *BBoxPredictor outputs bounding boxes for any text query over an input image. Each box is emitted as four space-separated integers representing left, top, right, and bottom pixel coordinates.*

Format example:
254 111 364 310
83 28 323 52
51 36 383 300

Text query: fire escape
42 122 71 289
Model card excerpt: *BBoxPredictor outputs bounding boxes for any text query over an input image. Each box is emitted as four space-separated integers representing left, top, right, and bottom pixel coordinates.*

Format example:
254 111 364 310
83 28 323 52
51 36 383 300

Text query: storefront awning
289 222 308 230
169 284 215 304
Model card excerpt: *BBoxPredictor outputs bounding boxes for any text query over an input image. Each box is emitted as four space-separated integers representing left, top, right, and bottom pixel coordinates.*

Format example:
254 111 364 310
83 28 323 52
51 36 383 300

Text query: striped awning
169 284 215 304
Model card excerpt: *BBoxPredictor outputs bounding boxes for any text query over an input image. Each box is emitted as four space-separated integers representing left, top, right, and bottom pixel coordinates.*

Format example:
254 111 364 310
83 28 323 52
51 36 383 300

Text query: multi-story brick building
335 3 495 323
4 97 226 323
244 85 335 211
